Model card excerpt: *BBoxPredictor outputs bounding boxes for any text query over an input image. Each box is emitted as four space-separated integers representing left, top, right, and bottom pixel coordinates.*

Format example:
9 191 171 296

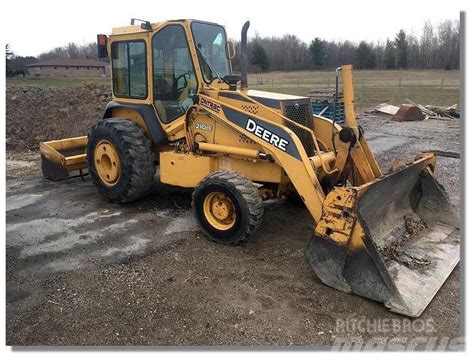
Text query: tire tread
192 171 263 245
87 118 155 203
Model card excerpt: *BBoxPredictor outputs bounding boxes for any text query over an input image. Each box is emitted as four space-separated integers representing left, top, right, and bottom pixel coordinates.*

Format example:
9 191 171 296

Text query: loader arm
193 93 327 223
191 66 389 226
306 65 460 317
339 65 382 184
310 65 382 187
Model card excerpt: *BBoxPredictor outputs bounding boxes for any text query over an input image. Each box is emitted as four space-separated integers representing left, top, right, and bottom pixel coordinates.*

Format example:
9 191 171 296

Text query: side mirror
97 34 108 59
226 40 236 59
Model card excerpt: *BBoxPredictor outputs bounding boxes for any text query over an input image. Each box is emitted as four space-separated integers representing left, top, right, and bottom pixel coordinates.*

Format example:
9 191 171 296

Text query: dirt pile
379 215 430 268
6 84 111 151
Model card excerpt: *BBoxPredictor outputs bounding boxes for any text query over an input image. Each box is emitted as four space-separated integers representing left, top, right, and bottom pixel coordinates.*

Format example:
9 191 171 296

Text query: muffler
306 153 460 317
240 21 250 91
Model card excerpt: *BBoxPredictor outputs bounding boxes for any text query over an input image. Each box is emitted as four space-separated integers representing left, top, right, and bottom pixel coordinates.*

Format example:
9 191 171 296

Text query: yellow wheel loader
40 19 460 317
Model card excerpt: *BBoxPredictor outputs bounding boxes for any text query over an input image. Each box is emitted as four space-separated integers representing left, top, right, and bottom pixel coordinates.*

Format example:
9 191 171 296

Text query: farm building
27 58 109 77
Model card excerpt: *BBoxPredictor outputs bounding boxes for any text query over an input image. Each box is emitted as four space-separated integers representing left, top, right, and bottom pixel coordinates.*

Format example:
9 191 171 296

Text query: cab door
152 25 198 125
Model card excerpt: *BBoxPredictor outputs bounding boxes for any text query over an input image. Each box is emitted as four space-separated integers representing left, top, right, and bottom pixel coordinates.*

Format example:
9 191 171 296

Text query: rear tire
87 118 155 203
192 171 263 245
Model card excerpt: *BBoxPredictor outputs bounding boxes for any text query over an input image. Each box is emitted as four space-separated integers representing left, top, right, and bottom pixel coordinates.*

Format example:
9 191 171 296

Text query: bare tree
6 44 14 76
420 21 436 68
407 32 420 68
38 42 99 61
437 19 457 69
373 40 386 69
29 17 460 73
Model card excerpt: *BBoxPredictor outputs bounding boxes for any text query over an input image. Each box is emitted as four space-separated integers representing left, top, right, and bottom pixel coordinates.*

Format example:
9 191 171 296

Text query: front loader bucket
40 136 88 180
306 155 460 317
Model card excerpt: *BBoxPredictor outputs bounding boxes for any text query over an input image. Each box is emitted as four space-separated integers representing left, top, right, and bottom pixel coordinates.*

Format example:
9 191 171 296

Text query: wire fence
6 73 460 112
247 76 459 111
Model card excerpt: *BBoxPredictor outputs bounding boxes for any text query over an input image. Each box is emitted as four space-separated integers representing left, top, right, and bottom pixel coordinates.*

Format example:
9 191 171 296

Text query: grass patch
7 69 459 110
248 69 460 111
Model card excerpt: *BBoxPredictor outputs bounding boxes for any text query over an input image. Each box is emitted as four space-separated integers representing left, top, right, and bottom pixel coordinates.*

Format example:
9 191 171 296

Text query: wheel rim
203 192 236 231
94 140 121 186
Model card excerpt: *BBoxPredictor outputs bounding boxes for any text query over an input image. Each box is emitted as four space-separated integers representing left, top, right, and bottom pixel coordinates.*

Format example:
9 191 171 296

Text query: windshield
191 22 231 83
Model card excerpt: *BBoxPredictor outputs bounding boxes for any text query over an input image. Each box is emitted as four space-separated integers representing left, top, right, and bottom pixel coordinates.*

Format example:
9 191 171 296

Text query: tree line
242 19 460 72
6 42 99 75
6 19 459 75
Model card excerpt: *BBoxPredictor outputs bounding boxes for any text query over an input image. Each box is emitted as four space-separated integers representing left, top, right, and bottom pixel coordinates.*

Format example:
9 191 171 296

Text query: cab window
152 25 198 123
111 41 147 98
191 22 231 83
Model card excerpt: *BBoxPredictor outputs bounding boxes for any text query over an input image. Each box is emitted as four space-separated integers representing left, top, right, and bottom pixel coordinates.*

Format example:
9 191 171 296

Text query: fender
103 101 168 146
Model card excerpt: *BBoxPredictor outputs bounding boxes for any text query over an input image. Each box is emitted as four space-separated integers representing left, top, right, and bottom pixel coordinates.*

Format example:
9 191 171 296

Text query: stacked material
308 89 345 123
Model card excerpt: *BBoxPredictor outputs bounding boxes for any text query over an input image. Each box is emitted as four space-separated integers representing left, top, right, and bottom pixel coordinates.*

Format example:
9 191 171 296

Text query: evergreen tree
355 41 376 69
395 30 408 68
309 37 327 67
251 42 269 72
384 39 397 69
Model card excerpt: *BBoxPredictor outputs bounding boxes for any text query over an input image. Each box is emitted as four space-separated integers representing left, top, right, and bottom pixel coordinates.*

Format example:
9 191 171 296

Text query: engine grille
281 99 315 157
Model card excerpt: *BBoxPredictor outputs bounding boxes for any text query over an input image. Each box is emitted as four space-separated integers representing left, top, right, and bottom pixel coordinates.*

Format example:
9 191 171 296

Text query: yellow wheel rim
94 140 121 186
203 192 236 231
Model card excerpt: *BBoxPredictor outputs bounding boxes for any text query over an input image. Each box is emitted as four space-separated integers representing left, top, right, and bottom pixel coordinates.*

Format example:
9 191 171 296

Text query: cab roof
111 19 222 35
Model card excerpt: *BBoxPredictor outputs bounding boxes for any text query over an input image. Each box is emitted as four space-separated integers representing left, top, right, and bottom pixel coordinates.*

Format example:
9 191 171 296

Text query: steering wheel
172 72 193 96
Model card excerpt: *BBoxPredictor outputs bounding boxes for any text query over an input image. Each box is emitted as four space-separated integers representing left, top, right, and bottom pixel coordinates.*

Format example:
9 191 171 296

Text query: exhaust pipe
240 21 250 91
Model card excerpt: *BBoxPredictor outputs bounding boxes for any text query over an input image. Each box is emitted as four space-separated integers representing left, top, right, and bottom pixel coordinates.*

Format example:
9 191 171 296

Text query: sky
3 0 462 57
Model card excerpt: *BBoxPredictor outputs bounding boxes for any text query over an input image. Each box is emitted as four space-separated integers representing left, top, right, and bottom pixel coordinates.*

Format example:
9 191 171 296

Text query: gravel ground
6 114 462 348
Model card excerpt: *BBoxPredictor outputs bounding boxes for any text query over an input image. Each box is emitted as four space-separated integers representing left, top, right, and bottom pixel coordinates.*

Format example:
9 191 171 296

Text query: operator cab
106 20 233 126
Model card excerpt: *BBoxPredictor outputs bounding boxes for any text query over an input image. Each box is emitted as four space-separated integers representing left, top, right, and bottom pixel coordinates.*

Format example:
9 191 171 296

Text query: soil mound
6 84 111 151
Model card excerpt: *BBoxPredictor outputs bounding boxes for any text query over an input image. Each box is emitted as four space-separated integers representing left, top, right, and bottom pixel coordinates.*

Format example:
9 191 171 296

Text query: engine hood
247 89 310 109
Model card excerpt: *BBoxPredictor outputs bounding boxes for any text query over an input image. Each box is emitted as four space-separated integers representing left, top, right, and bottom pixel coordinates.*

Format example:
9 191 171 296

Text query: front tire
87 118 155 203
192 171 263 245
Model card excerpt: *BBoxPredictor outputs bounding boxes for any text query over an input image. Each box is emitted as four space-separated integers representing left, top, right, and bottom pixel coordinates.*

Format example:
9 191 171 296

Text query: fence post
439 78 445 104
391 87 395 104
398 77 402 87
